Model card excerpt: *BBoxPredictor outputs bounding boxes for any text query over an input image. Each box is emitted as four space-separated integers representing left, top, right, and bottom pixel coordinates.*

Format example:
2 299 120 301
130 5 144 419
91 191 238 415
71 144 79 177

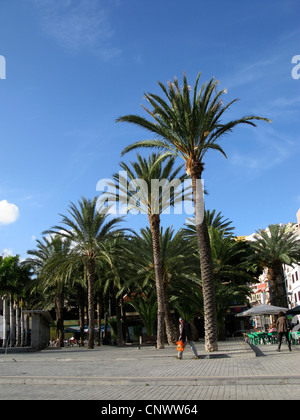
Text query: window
296 271 299 281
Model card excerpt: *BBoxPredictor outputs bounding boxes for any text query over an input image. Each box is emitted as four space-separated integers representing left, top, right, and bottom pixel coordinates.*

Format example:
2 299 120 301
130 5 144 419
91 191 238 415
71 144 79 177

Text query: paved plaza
0 339 300 400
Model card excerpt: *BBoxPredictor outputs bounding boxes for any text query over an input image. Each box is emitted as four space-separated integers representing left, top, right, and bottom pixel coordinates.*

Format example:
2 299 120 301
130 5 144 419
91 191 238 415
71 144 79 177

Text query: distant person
276 311 291 352
176 317 199 359
268 323 277 344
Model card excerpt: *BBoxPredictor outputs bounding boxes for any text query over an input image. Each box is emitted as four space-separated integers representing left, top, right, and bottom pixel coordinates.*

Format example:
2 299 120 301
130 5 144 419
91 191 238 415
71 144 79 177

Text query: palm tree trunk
87 257 96 349
163 281 177 345
20 310 25 347
268 263 287 307
2 296 9 348
191 169 218 352
9 297 15 347
96 293 101 346
15 302 21 347
121 297 129 343
115 293 124 346
55 293 64 347
149 213 165 349
25 313 30 346
78 302 85 346
77 290 85 346
103 311 109 344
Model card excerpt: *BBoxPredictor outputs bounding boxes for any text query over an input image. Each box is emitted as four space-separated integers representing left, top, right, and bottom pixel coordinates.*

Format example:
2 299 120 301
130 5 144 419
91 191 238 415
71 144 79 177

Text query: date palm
44 197 122 349
251 224 300 307
117 72 271 352
107 153 186 348
27 235 71 347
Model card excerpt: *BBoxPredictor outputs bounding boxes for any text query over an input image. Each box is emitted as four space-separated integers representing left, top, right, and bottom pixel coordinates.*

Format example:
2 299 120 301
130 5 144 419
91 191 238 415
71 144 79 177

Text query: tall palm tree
251 224 300 307
27 235 72 347
44 197 122 349
107 153 186 348
117 72 271 352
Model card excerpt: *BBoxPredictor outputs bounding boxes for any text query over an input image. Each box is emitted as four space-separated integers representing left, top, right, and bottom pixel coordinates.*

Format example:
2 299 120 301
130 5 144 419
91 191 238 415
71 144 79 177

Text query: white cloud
0 200 20 225
32 0 121 58
224 55 283 91
229 125 294 177
2 248 13 257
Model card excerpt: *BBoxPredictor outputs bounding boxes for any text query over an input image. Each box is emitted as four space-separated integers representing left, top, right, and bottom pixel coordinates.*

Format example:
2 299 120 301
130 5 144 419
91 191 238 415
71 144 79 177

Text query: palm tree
251 224 300 307
126 285 158 338
100 233 131 346
44 197 122 349
117 72 271 352
27 235 72 347
184 209 235 250
107 153 186 348
0 255 32 347
66 263 87 346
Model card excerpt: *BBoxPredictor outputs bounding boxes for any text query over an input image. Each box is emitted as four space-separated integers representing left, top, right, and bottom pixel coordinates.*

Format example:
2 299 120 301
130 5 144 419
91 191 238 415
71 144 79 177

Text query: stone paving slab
1 339 300 400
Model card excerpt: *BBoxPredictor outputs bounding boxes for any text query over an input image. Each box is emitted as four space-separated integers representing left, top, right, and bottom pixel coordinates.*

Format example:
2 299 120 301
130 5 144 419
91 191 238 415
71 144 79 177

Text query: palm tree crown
110 152 187 216
118 72 271 176
251 224 300 306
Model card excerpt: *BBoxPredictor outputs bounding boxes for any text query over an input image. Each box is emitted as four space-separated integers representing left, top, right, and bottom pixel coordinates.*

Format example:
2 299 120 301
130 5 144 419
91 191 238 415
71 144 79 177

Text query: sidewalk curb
1 374 300 386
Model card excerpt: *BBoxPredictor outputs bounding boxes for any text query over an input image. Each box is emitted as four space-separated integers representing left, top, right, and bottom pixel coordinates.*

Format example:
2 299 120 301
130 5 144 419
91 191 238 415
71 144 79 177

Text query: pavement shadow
198 353 231 359
249 344 266 357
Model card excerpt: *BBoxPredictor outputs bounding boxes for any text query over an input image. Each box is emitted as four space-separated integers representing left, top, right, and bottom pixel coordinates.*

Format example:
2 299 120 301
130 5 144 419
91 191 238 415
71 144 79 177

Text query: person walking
276 311 291 352
176 317 199 359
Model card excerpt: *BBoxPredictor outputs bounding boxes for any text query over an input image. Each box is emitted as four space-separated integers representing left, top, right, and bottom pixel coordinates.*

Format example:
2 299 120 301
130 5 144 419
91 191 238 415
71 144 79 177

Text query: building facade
240 209 300 328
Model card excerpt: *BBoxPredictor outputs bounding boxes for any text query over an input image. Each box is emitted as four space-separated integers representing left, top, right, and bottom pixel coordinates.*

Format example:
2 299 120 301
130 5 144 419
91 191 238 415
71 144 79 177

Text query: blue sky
0 0 300 259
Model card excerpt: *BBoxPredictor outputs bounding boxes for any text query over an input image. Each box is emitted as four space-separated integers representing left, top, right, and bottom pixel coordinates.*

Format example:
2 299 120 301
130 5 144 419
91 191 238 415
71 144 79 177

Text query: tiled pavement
0 339 300 400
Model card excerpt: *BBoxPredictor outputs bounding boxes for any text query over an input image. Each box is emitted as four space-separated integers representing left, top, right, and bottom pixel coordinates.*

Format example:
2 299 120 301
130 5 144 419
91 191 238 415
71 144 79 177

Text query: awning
286 305 300 315
236 303 288 317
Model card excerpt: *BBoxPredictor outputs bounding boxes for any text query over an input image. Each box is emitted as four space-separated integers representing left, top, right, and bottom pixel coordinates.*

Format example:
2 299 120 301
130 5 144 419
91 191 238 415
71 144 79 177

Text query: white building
283 209 300 324
239 209 300 328
284 263 300 306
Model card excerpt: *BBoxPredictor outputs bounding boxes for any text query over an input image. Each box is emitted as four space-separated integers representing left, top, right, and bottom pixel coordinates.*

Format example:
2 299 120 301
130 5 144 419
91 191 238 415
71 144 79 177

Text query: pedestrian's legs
187 340 199 357
277 332 283 351
285 332 292 351
277 333 283 351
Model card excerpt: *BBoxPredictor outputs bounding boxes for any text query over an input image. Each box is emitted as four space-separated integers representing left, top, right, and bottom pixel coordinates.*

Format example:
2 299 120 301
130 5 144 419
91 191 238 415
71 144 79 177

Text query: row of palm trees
2 207 299 350
0 205 255 348
3 73 299 352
